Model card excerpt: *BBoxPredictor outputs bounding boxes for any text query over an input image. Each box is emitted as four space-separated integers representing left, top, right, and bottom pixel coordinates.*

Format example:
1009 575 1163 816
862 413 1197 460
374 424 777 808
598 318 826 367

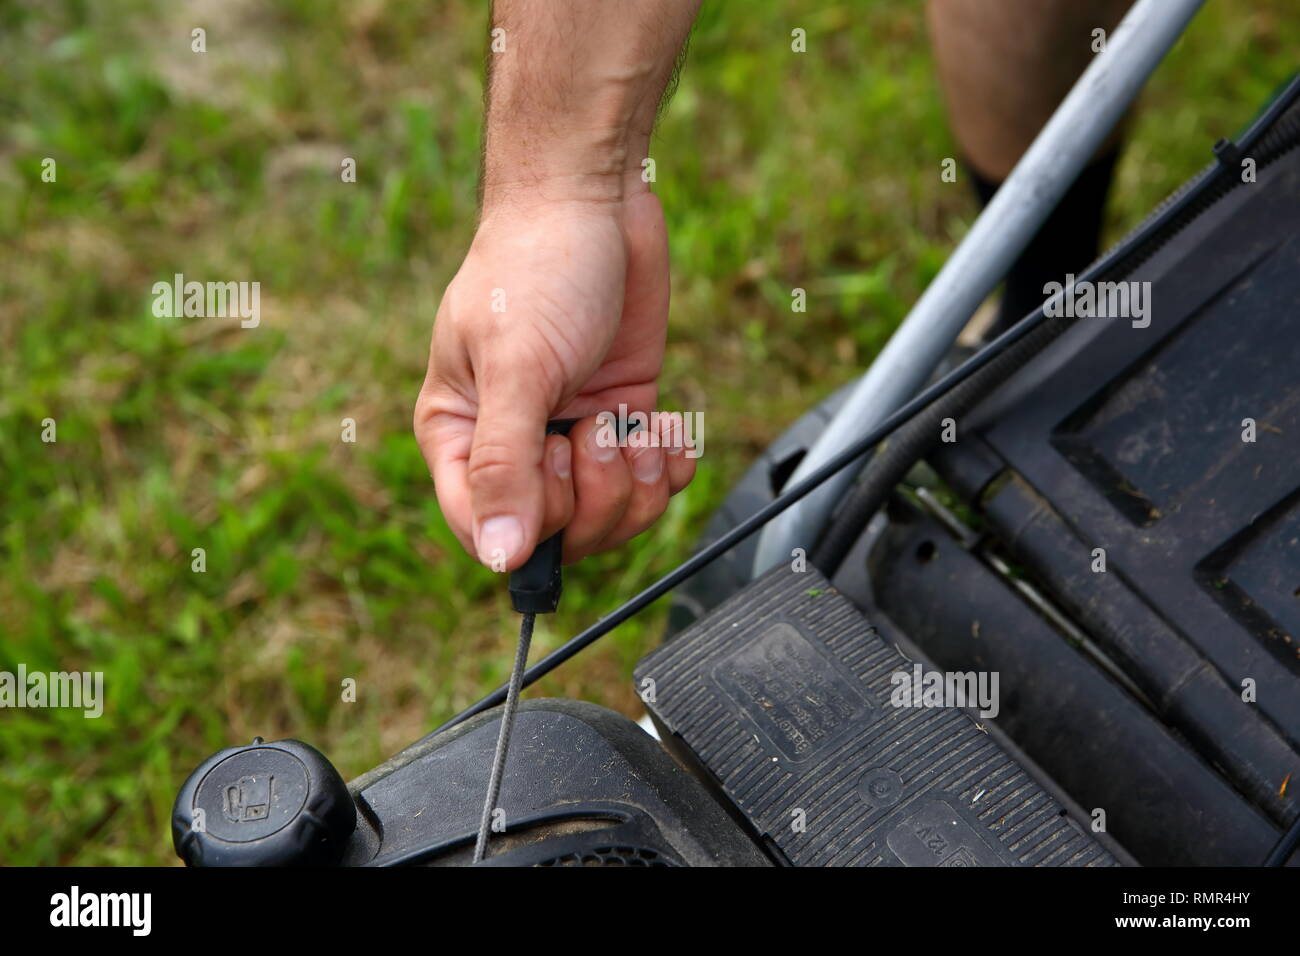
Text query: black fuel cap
172 737 356 866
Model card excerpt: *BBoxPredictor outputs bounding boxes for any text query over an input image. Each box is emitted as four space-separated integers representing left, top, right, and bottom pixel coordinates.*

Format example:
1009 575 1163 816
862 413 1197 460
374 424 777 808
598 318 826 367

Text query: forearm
482 0 702 210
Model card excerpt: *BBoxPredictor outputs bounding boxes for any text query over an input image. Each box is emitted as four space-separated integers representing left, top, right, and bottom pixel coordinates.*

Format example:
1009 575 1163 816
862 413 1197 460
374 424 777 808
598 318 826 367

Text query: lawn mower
170 0 1300 867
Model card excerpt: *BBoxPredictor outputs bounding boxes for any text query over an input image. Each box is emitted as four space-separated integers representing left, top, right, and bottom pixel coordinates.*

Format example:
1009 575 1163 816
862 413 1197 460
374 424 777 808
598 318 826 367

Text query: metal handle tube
753 0 1206 576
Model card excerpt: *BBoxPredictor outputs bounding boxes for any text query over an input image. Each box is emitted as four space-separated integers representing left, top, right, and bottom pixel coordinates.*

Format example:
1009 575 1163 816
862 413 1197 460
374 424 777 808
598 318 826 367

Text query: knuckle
412 395 436 433
606 478 633 514
544 493 574 528
631 490 669 529
466 442 520 490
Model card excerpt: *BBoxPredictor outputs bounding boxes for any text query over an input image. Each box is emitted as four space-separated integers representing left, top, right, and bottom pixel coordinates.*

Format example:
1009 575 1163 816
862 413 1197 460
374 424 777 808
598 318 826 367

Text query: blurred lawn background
0 0 1295 864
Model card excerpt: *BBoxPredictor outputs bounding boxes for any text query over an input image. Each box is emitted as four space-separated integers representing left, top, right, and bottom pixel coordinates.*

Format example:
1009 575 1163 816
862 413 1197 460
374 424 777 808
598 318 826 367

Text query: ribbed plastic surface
636 566 1117 867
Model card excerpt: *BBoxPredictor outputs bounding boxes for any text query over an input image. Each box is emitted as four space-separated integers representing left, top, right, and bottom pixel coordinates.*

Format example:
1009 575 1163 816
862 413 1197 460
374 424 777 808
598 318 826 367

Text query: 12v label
886 799 1012 867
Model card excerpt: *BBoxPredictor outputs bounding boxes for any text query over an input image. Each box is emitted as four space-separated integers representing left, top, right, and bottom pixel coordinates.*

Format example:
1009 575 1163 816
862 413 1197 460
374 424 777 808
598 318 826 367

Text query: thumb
467 361 552 572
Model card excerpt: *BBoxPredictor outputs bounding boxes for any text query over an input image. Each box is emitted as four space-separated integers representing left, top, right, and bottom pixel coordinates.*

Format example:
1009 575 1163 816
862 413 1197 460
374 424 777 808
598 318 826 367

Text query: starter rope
473 611 535 863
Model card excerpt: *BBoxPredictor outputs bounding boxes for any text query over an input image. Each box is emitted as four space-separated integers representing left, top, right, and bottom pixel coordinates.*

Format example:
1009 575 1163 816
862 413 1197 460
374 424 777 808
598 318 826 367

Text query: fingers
539 432 576 540
558 412 695 563
417 399 695 570
413 388 477 557
465 361 552 572
659 411 697 496
416 396 575 569
589 434 669 556
560 417 633 563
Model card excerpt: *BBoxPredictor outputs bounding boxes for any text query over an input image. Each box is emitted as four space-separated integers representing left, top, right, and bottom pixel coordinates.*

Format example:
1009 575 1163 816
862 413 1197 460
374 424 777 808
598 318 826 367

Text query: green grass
1 0 1295 864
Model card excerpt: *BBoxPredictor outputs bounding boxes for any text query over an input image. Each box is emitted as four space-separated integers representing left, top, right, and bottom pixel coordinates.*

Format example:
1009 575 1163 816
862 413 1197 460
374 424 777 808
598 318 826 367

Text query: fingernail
665 414 685 456
631 445 664 484
587 423 619 463
477 515 524 570
552 441 571 479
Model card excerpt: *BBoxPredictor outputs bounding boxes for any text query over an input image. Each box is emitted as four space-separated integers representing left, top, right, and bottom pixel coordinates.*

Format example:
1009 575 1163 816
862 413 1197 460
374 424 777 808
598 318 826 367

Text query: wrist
482 124 632 211
482 144 657 222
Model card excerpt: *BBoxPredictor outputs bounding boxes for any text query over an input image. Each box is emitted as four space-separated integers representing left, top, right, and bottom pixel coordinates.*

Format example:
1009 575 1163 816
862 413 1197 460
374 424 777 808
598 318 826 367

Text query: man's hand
414 0 702 571
415 190 694 571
